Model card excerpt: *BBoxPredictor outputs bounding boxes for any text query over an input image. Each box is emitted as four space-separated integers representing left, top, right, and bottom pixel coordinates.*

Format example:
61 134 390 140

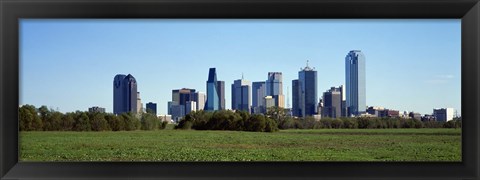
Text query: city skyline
20 19 461 115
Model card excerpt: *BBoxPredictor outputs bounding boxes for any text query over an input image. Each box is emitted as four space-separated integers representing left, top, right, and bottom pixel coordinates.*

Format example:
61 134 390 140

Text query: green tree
38 106 50 131
73 111 91 131
141 113 159 130
19 104 41 131
48 111 63 131
91 113 110 131
121 112 139 131
61 113 75 131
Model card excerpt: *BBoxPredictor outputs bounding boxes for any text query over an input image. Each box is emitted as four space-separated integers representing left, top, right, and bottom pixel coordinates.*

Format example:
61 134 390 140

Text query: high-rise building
146 102 157 115
231 77 251 112
137 92 143 114
339 85 347 117
185 101 197 114
217 81 225 110
292 79 301 117
169 88 196 119
323 86 342 118
252 81 266 114
88 106 106 113
433 108 455 122
173 88 196 106
292 61 318 117
206 68 221 111
264 96 275 109
194 92 206 111
345 50 366 116
266 72 285 108
113 74 138 115
168 101 184 122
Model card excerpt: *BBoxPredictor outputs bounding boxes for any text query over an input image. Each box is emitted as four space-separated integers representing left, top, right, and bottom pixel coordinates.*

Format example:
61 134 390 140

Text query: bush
342 118 357 129
331 119 344 129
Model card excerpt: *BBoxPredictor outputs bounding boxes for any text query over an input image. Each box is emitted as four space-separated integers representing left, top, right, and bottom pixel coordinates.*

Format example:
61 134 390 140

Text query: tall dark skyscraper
206 68 221 111
231 77 251 112
113 74 138 115
292 79 301 117
216 81 225 110
345 50 366 116
292 61 317 117
252 81 266 114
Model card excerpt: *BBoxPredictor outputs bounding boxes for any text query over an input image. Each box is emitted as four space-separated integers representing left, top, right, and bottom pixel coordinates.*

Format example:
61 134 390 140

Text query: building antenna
306 60 309 68
242 72 244 80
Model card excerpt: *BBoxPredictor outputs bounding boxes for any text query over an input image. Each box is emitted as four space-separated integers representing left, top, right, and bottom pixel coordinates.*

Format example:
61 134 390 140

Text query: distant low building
367 106 399 118
159 114 172 123
366 106 385 117
433 108 455 122
409 112 422 120
422 114 437 122
88 106 105 113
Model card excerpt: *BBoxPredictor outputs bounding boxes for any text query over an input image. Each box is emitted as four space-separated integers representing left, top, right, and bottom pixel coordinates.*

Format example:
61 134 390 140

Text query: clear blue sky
20 19 461 116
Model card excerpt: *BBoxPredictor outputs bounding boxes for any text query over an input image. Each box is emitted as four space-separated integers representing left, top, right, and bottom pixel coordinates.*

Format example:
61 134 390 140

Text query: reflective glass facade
232 79 251 112
113 74 138 115
345 50 366 116
206 68 220 111
299 66 318 117
252 81 266 114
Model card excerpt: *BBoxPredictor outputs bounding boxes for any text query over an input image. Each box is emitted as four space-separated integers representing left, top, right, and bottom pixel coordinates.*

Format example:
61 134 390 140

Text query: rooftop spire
302 60 314 71
242 72 244 80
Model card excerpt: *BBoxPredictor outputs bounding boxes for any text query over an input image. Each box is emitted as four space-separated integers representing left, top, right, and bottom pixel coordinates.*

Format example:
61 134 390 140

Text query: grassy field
19 128 461 161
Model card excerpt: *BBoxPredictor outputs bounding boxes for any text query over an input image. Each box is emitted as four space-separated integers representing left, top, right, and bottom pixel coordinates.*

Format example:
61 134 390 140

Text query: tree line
175 107 462 132
19 104 168 131
175 110 279 132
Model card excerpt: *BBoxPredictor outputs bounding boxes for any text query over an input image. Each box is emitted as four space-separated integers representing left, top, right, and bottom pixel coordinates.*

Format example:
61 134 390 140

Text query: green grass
19 128 461 161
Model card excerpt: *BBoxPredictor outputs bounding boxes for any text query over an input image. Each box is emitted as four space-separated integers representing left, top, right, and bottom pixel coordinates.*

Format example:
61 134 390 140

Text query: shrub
331 119 344 129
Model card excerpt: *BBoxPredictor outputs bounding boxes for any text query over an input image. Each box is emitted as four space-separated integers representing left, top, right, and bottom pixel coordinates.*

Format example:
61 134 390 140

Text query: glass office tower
232 78 251 112
345 50 366 116
266 72 284 108
252 81 266 114
206 68 220 111
113 74 138 115
298 63 318 117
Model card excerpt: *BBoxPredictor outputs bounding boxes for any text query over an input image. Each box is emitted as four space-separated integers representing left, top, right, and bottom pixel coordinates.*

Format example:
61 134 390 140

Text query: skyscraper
113 74 138 115
216 81 225 110
146 102 157 115
266 72 284 108
252 81 266 114
194 92 206 111
168 88 195 121
322 86 342 118
231 77 251 112
137 92 143 114
206 68 220 111
293 61 318 117
292 79 301 117
170 88 196 118
345 50 366 116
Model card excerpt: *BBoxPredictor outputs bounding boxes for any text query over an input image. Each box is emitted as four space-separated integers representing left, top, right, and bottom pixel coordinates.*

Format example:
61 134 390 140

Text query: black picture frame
1 0 479 179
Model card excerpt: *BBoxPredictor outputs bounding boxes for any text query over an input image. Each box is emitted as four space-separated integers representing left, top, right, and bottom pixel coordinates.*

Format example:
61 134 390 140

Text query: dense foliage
19 104 168 131
175 110 279 132
265 107 462 130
